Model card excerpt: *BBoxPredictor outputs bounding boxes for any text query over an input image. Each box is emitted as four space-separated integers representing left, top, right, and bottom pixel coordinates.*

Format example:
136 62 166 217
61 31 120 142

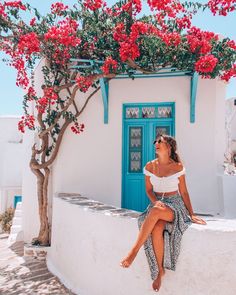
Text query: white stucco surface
0 117 23 213
22 61 229 242
21 130 40 242
48 195 236 295
52 76 226 214
221 174 236 218
226 97 236 143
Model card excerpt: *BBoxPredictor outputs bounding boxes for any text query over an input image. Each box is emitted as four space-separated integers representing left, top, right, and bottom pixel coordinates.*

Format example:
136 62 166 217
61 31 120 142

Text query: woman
120 134 206 292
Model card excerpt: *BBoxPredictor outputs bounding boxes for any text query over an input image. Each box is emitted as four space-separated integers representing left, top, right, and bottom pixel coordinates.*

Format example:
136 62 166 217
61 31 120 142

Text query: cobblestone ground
0 233 75 295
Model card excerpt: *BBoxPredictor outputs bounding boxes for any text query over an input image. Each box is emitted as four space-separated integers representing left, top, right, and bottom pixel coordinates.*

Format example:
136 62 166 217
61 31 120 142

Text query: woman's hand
153 200 165 208
190 214 207 225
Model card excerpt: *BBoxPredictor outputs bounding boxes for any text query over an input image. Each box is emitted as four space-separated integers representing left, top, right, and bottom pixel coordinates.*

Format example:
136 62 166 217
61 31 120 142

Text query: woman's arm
144 163 157 204
145 175 158 204
178 174 194 215
178 173 206 225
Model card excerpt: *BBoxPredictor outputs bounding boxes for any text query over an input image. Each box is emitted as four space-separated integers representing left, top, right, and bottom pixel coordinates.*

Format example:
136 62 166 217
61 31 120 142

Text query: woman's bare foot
120 250 138 268
152 269 165 292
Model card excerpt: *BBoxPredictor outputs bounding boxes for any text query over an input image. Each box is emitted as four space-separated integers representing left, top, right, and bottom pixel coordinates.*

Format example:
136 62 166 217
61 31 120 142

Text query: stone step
9 225 22 234
14 210 22 217
7 231 23 245
15 202 22 209
21 272 55 283
19 267 50 280
0 233 74 295
12 216 22 225
22 259 46 268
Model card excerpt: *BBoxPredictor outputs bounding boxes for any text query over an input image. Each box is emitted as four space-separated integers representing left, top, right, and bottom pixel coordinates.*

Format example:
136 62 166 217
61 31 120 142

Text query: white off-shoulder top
143 165 186 193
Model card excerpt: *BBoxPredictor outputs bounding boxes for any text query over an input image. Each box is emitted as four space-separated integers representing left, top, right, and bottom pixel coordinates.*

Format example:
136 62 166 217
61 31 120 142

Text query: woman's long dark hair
156 134 181 163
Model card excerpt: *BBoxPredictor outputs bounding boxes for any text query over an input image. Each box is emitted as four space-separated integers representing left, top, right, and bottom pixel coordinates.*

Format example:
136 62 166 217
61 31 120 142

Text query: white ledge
47 193 236 295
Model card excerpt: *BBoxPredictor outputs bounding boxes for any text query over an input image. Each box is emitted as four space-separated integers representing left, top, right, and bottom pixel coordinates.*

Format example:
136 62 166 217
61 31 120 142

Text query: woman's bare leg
120 205 174 267
151 220 166 291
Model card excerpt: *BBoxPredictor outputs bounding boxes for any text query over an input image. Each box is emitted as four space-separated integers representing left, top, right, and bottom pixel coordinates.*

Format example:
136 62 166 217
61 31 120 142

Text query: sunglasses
153 136 165 145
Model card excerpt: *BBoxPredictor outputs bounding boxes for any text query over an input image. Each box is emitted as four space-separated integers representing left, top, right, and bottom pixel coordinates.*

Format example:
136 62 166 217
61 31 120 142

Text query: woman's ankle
159 268 165 275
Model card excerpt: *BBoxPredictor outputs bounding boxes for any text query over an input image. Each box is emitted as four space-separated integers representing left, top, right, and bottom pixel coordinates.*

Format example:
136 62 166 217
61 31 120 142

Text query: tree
0 0 235 245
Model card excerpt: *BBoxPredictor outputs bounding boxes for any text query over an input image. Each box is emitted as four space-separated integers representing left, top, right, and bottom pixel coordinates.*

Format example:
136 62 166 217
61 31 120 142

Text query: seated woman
120 134 206 292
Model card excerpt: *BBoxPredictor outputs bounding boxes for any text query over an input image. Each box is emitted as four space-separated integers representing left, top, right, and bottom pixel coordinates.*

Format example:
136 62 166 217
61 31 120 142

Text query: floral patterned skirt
137 193 192 280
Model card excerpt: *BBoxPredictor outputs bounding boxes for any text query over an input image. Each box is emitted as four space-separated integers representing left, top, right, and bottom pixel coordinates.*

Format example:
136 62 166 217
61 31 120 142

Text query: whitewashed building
0 116 23 215
21 61 236 295
225 97 236 157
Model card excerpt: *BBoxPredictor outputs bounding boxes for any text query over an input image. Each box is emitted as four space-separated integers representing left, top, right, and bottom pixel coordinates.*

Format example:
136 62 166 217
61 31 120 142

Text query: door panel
122 103 175 212
123 123 146 211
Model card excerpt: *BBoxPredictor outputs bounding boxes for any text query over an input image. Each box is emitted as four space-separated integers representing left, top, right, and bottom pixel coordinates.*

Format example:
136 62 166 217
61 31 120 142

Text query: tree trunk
27 81 103 246
31 166 50 246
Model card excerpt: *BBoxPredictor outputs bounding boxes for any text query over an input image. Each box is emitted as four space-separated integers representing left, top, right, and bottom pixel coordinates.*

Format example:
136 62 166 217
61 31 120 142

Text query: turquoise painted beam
87 60 109 124
69 58 198 124
114 72 192 79
99 78 109 124
190 72 199 123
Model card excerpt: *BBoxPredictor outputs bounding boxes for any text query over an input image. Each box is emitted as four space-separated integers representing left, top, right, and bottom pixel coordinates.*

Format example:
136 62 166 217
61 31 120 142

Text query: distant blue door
122 103 175 212
14 195 22 208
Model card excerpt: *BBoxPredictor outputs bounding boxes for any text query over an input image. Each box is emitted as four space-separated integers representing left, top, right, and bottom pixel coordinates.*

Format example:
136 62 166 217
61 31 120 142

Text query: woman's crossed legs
120 203 174 291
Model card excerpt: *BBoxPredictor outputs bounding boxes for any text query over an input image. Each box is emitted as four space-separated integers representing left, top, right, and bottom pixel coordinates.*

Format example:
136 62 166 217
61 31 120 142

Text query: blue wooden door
122 103 175 212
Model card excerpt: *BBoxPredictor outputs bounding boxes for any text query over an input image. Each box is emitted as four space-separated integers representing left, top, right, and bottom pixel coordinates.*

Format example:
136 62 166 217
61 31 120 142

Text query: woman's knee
152 220 166 236
148 206 161 220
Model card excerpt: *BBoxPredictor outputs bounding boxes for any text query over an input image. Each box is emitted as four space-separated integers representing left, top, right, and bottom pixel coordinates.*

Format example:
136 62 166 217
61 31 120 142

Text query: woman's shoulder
175 162 184 171
174 162 186 176
145 161 154 172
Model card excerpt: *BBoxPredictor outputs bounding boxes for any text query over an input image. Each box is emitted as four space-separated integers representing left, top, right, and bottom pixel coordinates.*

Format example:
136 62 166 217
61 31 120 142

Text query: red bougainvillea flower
148 0 172 11
113 23 127 42
18 32 40 56
130 22 148 41
30 17 36 26
44 18 81 65
51 2 69 15
76 75 93 92
44 18 81 47
84 0 105 11
119 41 140 62
18 115 35 133
71 122 85 134
114 21 148 62
195 55 218 73
148 0 184 16
208 0 236 16
52 48 71 65
162 32 181 46
11 58 29 88
26 86 37 101
227 40 236 50
36 97 48 114
4 1 26 10
187 27 218 54
36 87 58 113
121 0 142 16
176 15 192 30
101 57 118 75
220 64 236 82
43 87 58 101
0 3 7 18
148 0 191 31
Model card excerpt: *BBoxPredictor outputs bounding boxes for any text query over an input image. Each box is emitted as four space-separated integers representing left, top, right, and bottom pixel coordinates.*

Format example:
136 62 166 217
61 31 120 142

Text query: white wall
21 59 52 243
0 117 23 213
22 62 227 241
48 195 236 295
21 129 40 242
52 77 226 215
226 97 236 152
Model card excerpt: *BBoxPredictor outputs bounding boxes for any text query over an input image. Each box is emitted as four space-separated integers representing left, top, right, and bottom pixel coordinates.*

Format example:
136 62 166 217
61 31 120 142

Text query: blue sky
0 0 235 115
